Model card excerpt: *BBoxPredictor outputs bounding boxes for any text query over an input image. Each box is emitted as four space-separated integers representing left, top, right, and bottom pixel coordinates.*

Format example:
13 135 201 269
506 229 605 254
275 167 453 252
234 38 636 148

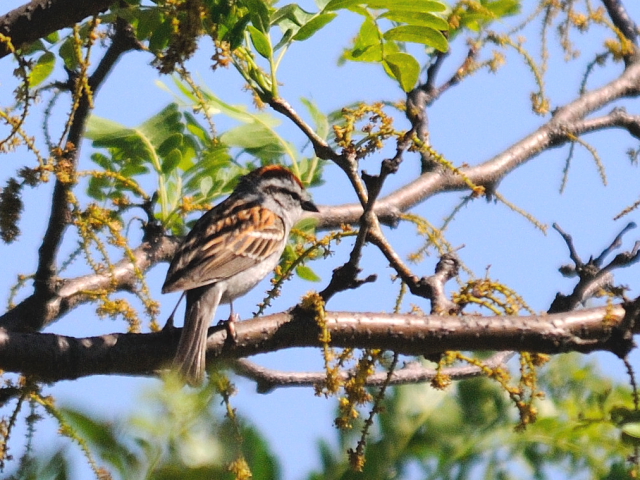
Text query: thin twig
230 352 516 392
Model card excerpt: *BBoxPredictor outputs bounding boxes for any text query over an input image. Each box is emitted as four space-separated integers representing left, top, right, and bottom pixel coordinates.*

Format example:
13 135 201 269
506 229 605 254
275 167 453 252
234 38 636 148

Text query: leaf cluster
86 102 237 232
310 355 637 480
335 0 519 91
6 378 280 480
84 80 326 234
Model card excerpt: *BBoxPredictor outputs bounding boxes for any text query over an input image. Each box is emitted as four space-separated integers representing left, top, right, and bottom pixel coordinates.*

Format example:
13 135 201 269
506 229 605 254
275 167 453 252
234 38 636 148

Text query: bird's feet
218 312 240 342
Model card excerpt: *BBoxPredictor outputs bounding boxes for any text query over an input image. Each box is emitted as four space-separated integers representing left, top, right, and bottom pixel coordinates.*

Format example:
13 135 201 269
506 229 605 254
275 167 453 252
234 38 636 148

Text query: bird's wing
162 203 285 293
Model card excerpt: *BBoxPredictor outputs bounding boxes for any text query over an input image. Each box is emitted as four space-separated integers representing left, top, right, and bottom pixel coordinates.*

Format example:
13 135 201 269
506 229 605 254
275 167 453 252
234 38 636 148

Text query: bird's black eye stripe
266 185 302 202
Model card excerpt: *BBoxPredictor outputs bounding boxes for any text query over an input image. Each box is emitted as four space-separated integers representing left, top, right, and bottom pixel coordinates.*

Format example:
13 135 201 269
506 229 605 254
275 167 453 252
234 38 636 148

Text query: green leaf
172 79 257 123
273 28 296 52
199 176 213 197
87 105 186 180
271 4 315 27
62 408 139 478
451 0 520 37
162 149 182 174
240 424 282 480
301 98 329 140
344 17 382 62
622 431 640 447
245 0 271 33
324 0 362 10
180 135 198 167
121 164 149 178
90 152 111 170
293 13 337 41
30 51 55 87
297 157 325 186
611 406 639 425
183 144 234 194
384 25 448 52
217 110 301 163
157 133 183 157
486 0 521 17
136 7 163 41
225 13 253 49
20 40 46 56
87 176 109 201
44 31 59 44
184 112 212 145
295 216 319 233
271 4 316 49
296 264 321 282
220 121 282 150
248 25 273 58
59 37 80 70
86 117 132 141
379 11 449 31
138 104 184 148
622 422 640 439
384 52 420 92
221 122 291 162
368 0 447 12
148 17 173 52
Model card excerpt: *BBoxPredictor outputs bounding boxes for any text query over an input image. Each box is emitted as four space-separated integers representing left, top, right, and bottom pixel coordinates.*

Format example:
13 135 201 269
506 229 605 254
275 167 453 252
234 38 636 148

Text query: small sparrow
162 165 318 385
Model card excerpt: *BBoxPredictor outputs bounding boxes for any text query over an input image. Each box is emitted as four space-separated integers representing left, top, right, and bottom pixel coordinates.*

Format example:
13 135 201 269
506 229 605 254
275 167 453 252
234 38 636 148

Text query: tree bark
0 304 635 383
0 0 116 58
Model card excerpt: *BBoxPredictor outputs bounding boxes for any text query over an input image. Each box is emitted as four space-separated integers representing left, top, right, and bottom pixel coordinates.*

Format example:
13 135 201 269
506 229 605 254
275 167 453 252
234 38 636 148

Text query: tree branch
36 17 141 291
0 303 637 382
20 18 142 333
313 61 640 229
0 0 117 59
269 97 338 161
550 222 640 313
571 107 640 139
231 352 516 393
319 145 406 302
602 0 639 46
0 234 180 332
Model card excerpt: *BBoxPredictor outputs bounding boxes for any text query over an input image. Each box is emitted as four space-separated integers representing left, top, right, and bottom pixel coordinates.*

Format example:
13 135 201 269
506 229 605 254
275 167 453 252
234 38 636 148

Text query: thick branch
0 0 116 59
0 304 636 382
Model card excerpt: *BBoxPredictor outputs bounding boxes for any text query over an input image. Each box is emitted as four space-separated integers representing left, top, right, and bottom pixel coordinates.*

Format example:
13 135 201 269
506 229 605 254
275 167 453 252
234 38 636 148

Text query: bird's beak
302 200 319 212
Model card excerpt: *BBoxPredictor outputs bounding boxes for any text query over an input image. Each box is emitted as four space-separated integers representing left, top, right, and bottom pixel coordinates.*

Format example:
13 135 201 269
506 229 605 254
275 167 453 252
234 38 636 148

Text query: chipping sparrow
162 165 318 385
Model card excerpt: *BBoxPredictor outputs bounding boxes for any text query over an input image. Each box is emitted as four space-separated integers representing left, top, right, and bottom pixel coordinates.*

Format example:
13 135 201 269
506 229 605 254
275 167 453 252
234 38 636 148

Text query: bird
162 165 319 385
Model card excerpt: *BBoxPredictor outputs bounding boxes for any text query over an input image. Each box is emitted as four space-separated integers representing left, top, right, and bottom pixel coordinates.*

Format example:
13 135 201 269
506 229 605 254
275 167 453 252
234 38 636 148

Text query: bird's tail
173 285 222 386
